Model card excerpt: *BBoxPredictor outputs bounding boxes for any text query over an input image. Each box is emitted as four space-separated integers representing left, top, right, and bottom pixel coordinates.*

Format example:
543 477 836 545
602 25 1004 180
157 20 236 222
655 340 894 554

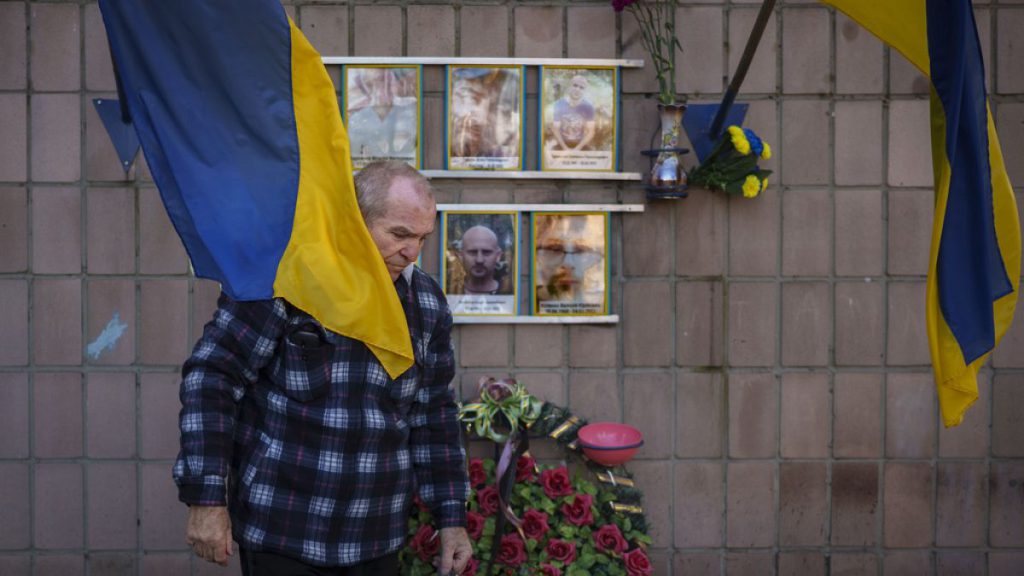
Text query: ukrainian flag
98 0 414 378
822 0 1020 426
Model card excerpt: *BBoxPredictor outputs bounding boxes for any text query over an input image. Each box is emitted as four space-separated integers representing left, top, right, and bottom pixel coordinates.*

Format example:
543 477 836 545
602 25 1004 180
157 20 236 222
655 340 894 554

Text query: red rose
623 548 653 576
412 494 429 512
466 510 486 541
463 558 481 576
521 509 550 541
468 458 487 487
560 493 594 527
476 485 500 516
497 533 527 567
545 539 577 564
539 564 562 576
593 524 629 556
516 455 537 482
410 524 439 562
539 466 573 499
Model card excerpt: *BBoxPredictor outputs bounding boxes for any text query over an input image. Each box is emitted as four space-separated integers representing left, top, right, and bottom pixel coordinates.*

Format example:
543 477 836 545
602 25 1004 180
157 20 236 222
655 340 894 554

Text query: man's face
453 82 490 153
363 70 386 97
455 83 490 123
366 177 436 281
536 216 602 298
568 77 587 102
460 228 502 281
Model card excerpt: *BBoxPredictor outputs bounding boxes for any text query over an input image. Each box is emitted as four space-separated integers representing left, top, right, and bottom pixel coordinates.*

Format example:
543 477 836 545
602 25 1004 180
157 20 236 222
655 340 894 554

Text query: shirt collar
400 264 414 284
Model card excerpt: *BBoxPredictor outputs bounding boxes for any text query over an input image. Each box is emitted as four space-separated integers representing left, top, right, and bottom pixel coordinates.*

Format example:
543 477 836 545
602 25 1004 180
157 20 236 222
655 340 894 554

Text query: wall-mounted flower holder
641 145 689 200
641 102 690 200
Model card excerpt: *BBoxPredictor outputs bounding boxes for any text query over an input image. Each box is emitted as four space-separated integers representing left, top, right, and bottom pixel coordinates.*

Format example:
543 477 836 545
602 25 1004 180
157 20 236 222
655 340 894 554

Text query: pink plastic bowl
577 422 644 467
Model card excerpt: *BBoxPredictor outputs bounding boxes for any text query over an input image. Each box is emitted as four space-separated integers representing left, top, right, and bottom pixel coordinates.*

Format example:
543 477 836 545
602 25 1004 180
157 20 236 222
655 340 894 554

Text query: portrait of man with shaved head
442 212 518 315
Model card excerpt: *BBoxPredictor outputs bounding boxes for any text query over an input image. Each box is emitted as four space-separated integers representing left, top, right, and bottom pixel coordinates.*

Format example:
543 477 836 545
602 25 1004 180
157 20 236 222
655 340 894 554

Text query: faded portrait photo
447 66 522 170
533 213 608 315
345 66 419 169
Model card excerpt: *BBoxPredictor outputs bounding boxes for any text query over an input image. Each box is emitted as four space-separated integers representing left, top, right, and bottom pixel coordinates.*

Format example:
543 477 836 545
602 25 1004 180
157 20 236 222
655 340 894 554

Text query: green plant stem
652 0 676 104
645 3 672 104
628 2 675 105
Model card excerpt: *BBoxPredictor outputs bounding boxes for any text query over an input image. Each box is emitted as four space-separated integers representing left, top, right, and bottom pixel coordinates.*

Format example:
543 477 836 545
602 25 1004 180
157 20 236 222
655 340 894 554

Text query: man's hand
186 505 233 566
437 526 472 575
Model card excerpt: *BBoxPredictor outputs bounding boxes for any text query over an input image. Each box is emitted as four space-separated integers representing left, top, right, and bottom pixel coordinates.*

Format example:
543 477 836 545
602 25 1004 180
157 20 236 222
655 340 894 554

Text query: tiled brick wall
1 1 1023 575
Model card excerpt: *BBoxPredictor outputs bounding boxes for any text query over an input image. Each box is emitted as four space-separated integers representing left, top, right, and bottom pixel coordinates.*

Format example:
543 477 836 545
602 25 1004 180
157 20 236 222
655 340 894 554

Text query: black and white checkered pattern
173 268 468 567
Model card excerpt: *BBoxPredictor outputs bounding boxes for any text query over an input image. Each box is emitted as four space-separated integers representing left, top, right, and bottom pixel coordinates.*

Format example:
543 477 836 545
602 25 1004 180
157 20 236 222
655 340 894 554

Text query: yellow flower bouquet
688 125 772 198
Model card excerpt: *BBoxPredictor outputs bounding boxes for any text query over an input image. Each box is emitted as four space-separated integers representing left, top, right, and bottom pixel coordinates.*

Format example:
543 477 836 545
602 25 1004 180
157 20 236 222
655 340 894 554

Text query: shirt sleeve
173 293 287 505
407 306 470 528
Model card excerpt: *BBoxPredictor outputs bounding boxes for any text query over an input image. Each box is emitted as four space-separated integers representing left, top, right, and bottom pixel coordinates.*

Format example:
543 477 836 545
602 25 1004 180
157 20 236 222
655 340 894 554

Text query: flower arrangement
402 455 653 576
404 383 653 575
613 0 683 105
458 377 545 443
688 125 772 198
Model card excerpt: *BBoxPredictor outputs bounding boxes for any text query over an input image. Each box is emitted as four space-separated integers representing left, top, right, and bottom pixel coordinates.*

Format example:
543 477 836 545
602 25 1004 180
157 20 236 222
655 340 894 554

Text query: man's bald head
462 226 498 248
459 225 502 290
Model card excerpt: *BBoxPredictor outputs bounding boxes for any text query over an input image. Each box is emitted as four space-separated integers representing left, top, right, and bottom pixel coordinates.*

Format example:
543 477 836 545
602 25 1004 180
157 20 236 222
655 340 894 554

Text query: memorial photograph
532 212 609 316
446 65 524 170
442 211 519 315
344 65 420 169
540 66 617 171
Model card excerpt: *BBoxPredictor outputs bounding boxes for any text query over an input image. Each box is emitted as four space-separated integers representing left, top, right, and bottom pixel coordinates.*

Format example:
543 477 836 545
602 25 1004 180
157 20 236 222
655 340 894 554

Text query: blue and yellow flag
822 0 1020 426
98 0 414 378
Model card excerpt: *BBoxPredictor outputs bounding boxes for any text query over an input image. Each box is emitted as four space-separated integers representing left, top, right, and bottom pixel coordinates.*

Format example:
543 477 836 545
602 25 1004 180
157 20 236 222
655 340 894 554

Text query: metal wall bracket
92 98 140 173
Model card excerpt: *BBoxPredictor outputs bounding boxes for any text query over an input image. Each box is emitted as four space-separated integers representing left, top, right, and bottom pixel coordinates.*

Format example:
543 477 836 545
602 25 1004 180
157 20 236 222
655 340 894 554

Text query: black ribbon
479 425 529 576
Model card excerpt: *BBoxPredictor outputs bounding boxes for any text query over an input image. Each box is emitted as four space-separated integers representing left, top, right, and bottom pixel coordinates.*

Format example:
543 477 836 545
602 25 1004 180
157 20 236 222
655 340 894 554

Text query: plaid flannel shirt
173 268 469 567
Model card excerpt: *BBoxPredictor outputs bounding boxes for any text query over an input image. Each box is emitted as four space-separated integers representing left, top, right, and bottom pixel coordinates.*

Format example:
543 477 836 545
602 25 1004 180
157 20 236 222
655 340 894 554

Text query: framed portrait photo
441 211 519 316
539 66 618 172
343 65 421 169
445 65 525 171
531 212 610 316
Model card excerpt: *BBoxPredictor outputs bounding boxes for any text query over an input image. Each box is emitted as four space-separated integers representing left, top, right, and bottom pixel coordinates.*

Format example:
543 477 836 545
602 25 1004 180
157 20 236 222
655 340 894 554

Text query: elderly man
459 225 504 295
175 161 471 575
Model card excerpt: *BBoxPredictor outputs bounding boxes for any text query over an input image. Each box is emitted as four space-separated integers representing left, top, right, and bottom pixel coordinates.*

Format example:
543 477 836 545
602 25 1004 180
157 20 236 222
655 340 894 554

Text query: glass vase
647 103 688 197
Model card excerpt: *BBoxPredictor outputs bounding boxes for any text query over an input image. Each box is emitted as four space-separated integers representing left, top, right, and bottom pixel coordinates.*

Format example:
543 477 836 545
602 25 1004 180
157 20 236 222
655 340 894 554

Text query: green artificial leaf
474 419 488 440
504 406 522 422
623 518 632 532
